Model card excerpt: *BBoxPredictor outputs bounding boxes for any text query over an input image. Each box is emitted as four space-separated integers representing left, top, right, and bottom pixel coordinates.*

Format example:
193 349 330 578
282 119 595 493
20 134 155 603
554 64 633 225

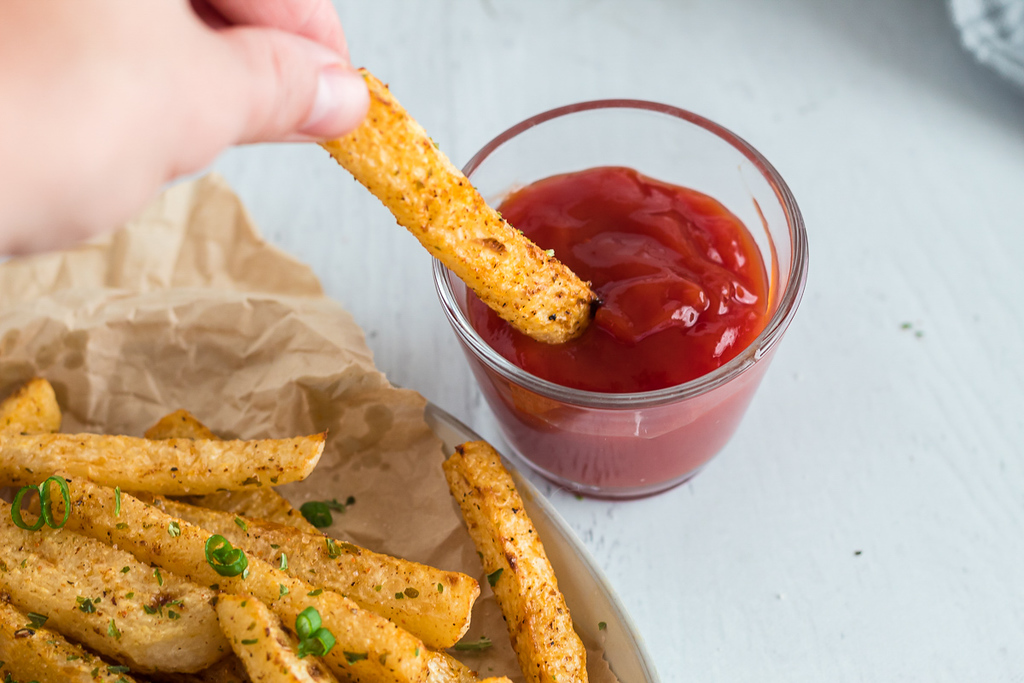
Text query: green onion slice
10 486 45 531
295 606 321 640
11 475 71 530
39 475 71 529
204 534 249 577
295 606 336 659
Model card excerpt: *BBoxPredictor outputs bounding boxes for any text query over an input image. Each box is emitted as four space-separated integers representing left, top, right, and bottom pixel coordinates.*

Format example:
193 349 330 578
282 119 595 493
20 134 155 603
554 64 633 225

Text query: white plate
425 403 662 683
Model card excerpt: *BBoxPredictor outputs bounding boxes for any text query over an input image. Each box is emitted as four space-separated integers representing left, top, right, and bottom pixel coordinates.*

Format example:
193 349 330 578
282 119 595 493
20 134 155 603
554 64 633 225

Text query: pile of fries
0 379 588 683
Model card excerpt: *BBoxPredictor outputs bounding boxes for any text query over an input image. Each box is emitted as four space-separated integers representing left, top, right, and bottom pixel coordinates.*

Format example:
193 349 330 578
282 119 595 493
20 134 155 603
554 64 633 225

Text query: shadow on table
786 0 1024 134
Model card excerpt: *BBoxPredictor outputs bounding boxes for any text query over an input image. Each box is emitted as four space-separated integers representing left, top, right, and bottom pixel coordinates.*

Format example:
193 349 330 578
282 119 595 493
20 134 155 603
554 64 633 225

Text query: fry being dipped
321 69 597 345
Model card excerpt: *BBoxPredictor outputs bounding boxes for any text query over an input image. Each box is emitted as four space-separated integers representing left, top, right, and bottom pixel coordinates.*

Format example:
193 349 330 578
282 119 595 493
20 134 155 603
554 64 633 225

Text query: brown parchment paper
0 174 617 683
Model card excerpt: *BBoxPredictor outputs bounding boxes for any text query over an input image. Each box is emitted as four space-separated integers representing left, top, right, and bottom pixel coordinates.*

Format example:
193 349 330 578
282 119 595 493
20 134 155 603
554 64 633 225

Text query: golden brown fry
321 70 597 345
0 598 146 683
217 594 338 683
0 432 325 495
55 478 437 683
188 488 321 533
149 495 479 650
145 409 320 535
144 409 218 440
0 502 227 673
443 442 588 683
0 377 61 434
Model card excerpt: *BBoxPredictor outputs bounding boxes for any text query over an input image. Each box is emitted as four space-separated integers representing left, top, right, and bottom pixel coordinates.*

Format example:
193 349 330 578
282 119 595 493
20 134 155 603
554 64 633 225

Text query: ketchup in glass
468 166 770 394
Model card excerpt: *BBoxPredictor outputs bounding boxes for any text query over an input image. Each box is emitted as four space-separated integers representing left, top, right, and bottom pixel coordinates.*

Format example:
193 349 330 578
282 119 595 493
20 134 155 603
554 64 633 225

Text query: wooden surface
208 1 1024 680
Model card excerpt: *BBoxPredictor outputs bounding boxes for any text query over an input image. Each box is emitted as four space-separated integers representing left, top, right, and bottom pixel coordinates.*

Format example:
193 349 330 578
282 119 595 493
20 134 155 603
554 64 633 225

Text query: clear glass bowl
434 100 808 498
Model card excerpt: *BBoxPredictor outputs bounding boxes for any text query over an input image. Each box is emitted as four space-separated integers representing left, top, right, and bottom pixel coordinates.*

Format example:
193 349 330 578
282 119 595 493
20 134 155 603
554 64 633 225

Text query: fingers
203 0 348 57
214 26 369 143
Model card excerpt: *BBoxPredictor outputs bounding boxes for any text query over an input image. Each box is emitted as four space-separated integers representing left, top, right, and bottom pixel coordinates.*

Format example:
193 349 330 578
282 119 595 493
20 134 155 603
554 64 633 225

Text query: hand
0 0 370 254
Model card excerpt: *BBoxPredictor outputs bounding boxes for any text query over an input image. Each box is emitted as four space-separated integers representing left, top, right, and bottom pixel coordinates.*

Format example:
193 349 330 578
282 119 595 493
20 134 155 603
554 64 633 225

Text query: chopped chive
453 636 493 651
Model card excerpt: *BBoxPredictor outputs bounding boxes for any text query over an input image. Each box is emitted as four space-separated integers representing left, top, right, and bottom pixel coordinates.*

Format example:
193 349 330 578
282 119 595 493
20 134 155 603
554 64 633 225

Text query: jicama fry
0 502 227 673
52 477 435 683
0 376 61 434
321 69 597 345
443 442 588 683
149 495 479 650
216 594 338 683
146 409 320 534
0 432 325 494
144 409 218 440
0 598 146 683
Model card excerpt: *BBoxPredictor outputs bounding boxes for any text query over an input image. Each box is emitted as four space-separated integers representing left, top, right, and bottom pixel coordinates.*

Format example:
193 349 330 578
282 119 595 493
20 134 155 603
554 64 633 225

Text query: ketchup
468 166 769 393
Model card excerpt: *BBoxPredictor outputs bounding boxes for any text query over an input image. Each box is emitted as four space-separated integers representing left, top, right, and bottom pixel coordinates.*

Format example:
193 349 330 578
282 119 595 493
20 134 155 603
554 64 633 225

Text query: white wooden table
210 1 1024 680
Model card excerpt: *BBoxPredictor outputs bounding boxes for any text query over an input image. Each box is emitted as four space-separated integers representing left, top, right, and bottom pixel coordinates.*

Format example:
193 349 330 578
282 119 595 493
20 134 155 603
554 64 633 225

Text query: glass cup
434 101 808 498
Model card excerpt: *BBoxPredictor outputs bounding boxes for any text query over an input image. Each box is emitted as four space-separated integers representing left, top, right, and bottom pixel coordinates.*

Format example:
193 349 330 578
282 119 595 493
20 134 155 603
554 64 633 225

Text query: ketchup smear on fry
468 166 770 393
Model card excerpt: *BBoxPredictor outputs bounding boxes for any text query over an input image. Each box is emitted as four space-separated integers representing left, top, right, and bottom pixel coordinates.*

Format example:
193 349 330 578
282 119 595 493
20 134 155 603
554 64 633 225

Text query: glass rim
433 99 809 409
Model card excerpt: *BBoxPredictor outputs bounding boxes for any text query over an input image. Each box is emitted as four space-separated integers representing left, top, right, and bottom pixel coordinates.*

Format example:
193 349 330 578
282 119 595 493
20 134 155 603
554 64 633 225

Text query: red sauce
469 166 770 393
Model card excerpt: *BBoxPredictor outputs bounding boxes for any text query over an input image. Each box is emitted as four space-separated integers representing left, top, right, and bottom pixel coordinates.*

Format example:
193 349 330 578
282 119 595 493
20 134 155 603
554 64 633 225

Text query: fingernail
301 65 369 138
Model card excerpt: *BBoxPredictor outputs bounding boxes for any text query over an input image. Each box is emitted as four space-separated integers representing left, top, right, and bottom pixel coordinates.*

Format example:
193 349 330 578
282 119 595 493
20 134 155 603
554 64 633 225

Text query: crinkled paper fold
0 174 616 683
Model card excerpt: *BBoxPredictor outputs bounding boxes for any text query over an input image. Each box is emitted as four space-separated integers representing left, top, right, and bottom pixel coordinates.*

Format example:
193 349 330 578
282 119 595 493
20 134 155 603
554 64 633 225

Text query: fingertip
299 64 369 139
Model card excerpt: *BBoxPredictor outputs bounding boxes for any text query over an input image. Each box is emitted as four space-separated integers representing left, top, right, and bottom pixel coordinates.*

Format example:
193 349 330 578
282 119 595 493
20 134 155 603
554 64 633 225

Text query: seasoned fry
0 376 61 434
217 594 338 683
145 409 218 440
146 409 320 534
0 431 325 494
0 502 227 673
0 598 146 683
54 477 437 683
149 495 479 650
188 488 321 533
321 70 597 345
443 442 588 683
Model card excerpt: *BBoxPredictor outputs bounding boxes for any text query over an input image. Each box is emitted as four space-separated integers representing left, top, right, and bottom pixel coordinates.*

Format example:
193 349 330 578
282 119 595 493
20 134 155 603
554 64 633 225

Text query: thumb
214 25 369 143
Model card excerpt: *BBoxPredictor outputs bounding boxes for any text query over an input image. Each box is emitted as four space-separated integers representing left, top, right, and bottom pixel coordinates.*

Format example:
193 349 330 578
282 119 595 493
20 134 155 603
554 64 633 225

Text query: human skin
0 0 370 254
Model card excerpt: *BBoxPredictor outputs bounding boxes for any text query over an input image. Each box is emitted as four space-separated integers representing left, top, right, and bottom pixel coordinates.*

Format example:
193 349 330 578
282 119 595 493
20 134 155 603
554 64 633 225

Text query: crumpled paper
0 174 616 683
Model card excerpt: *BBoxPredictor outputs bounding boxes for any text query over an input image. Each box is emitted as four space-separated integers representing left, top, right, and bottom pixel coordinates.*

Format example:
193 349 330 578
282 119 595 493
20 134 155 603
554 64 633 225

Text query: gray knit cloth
950 0 1024 87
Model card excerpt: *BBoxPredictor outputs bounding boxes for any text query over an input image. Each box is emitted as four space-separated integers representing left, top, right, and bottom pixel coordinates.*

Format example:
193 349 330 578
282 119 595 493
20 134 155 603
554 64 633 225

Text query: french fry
321 70 597 345
53 477 438 683
0 431 325 495
0 377 61 434
0 598 146 683
148 495 479 650
216 594 338 683
0 502 228 673
144 409 218 440
146 409 320 535
443 442 588 683
187 488 321 533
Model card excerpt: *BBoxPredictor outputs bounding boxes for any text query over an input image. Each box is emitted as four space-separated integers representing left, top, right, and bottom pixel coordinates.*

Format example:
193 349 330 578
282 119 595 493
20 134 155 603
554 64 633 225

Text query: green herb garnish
295 607 336 659
11 475 71 530
486 568 504 586
453 636 493 651
204 535 248 577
